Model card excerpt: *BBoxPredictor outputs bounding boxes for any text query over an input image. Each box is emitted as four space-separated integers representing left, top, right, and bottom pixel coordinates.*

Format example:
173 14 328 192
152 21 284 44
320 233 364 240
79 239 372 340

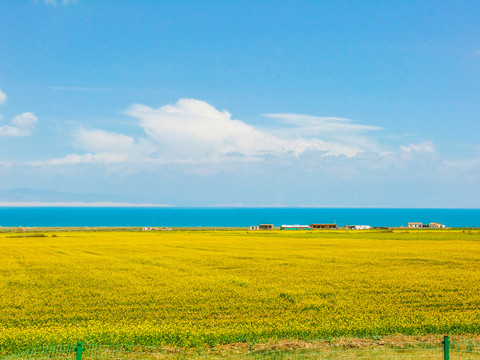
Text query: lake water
0 207 479 228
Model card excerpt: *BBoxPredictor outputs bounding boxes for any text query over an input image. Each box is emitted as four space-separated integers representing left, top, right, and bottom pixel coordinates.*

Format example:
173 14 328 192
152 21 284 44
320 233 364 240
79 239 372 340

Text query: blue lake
0 207 479 228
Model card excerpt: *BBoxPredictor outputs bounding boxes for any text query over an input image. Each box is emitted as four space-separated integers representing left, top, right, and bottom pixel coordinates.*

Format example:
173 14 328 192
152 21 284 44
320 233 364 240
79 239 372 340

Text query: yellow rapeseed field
1 229 480 355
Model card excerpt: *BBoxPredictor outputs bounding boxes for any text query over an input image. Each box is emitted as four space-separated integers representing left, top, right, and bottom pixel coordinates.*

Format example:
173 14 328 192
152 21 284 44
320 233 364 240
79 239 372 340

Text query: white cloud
39 0 77 6
264 113 382 134
0 112 38 137
264 113 382 156
32 98 384 167
400 141 436 154
74 128 136 153
75 128 157 161
0 90 38 137
50 86 108 92
125 99 277 161
29 128 156 166
12 112 37 130
124 99 380 162
28 153 128 166
0 89 6 105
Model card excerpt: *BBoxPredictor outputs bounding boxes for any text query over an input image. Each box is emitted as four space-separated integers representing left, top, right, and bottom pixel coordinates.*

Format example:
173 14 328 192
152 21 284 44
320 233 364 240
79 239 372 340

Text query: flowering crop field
1 229 480 355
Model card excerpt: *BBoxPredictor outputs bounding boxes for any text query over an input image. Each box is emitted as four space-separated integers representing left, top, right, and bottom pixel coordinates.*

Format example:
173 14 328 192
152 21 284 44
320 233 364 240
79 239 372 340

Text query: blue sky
0 0 479 207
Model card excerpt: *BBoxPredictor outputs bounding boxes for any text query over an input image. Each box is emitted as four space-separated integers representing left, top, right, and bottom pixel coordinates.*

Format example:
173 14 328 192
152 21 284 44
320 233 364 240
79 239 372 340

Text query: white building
408 222 423 228
349 225 371 230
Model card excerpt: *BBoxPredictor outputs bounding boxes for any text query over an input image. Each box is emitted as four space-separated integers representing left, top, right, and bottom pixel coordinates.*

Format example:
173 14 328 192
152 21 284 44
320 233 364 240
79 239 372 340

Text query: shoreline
1 226 479 233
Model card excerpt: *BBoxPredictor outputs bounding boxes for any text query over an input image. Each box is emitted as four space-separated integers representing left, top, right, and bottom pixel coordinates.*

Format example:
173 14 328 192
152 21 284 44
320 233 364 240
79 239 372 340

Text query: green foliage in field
1 230 480 355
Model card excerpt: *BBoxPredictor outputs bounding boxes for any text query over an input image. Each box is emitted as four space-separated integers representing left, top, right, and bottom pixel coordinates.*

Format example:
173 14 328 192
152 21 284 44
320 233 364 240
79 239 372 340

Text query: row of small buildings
250 224 370 230
250 222 446 230
407 222 445 228
250 224 337 230
141 223 446 231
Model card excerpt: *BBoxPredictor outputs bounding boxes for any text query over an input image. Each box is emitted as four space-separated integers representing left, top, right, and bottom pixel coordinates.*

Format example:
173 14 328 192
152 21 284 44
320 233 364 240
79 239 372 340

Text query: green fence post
443 335 450 360
76 342 84 360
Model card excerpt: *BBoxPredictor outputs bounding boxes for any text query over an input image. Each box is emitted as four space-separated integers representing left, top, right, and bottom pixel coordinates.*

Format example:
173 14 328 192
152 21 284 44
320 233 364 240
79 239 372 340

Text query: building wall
311 224 337 229
408 223 422 228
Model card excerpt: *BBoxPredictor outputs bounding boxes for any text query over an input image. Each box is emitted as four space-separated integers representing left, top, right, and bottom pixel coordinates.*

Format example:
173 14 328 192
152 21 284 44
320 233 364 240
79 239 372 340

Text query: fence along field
1 229 480 357
3 336 480 360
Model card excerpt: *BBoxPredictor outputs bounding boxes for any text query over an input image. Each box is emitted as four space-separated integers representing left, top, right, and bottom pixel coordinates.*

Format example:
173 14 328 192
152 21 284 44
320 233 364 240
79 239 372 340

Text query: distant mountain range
0 188 166 206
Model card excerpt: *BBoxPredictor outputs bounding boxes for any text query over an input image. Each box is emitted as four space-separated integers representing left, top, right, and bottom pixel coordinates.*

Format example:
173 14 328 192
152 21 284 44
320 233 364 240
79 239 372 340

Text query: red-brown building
310 224 337 229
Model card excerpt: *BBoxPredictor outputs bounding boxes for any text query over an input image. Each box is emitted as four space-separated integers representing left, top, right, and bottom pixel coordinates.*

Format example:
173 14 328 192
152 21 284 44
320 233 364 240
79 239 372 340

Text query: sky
0 0 479 207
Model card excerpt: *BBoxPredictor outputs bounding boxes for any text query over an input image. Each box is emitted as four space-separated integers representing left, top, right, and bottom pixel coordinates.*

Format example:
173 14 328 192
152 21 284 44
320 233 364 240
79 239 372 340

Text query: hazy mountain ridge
0 188 163 205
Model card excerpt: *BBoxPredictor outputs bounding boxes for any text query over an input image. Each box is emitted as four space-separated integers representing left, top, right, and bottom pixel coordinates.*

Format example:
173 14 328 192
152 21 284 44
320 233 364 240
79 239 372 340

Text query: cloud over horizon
11 99 479 207
124 99 383 160
32 98 384 166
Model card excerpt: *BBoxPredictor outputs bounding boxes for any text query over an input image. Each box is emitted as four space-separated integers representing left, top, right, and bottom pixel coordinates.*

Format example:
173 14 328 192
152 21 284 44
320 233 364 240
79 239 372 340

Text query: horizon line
0 202 479 209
